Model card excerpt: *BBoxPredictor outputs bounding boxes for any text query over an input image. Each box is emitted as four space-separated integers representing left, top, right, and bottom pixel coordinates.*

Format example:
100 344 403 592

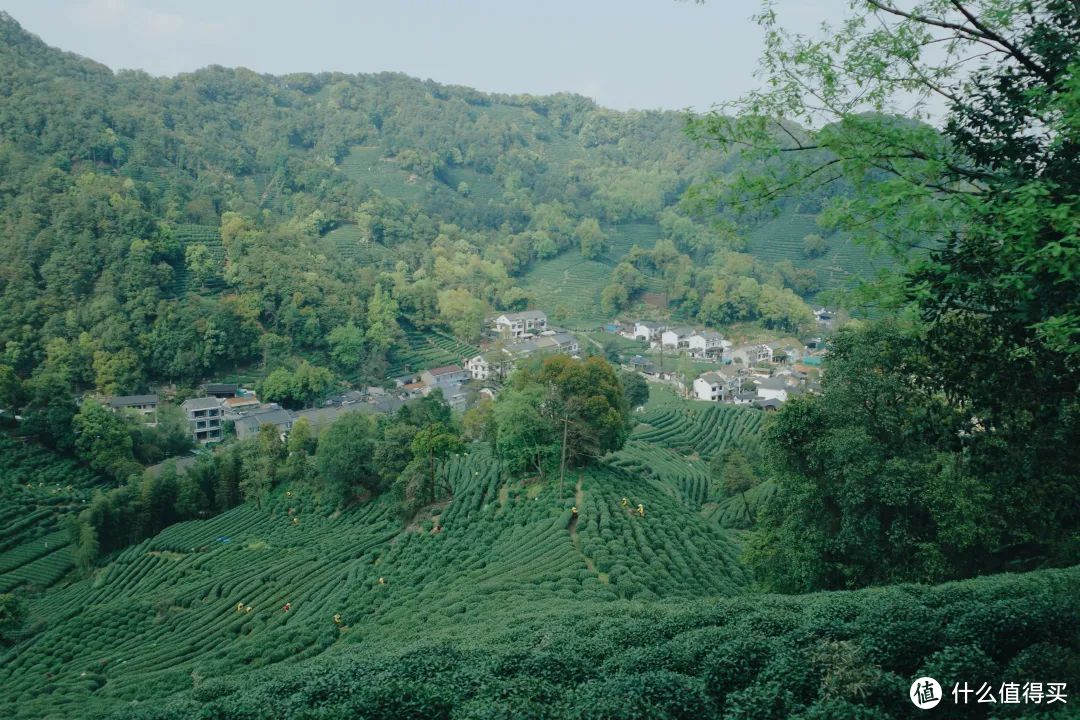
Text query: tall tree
410 423 464 504
696 0 1080 587
316 411 379 502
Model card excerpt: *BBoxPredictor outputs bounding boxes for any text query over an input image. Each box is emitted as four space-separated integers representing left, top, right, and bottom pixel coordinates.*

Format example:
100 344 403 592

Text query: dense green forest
0 2 1078 718
0 8 857 434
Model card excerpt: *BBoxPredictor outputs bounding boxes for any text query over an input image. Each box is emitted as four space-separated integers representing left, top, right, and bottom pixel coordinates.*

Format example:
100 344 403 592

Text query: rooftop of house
425 364 464 376
401 382 427 392
222 396 260 408
756 376 792 390
104 394 158 408
234 409 292 431
698 372 724 384
497 310 546 322
666 326 696 337
636 320 663 329
202 383 239 394
182 397 222 411
696 330 724 339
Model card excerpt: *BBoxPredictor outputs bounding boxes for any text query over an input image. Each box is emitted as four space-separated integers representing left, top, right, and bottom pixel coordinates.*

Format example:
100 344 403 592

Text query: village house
181 397 223 444
693 367 744 402
103 395 159 425
661 326 696 349
421 364 470 391
754 375 794 403
201 383 240 399
399 381 428 400
466 352 514 382
693 372 726 402
687 330 728 359
493 310 548 339
234 408 293 441
731 343 774 366
505 331 580 361
732 391 758 406
630 321 664 344
766 342 802 364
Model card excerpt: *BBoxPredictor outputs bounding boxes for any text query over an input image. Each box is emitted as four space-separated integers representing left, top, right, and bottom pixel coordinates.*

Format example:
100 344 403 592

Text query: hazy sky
3 0 849 111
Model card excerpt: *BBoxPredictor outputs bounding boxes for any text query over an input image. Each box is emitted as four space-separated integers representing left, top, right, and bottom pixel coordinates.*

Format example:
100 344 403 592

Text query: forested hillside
0 10 868 421
1 3 1077 718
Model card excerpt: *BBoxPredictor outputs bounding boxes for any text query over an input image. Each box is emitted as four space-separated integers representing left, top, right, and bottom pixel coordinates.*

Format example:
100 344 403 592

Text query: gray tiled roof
105 394 158 407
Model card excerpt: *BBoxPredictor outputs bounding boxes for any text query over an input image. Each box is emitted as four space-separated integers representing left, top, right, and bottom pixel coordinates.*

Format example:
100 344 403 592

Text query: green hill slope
0 437 747 718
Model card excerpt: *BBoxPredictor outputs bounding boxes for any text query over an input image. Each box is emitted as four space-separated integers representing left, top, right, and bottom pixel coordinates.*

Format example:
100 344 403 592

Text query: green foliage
72 400 139 481
496 355 632 478
315 411 379 502
257 362 336 409
0 593 26 644
693 0 1080 589
618 370 649 409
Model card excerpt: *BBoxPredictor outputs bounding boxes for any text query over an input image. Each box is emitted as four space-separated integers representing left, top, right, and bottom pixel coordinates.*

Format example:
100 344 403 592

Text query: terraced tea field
323 224 396 269
385 328 479 378
338 146 445 204
743 211 892 297
0 390 760 718
0 435 105 598
518 222 662 327
170 224 228 296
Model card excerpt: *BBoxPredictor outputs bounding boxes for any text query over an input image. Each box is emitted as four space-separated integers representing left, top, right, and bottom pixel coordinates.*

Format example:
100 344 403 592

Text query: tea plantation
2 393 1077 719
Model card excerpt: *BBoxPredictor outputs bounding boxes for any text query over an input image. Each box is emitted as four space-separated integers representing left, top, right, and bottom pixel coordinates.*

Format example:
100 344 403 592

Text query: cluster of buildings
465 311 581 383
623 322 732 360
692 366 820 410
102 382 414 447
615 319 825 412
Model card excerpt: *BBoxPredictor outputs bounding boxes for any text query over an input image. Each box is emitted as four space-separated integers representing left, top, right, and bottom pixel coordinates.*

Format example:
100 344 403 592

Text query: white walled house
421 365 470 390
661 326 695 349
466 354 491 381
731 344 774 365
694 368 744 402
467 353 513 382
687 330 726 358
694 373 725 401
633 321 664 343
493 311 547 339
755 376 791 403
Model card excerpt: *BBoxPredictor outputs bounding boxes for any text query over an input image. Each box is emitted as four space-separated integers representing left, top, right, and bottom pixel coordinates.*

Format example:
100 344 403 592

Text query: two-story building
631 321 664 344
466 352 514 382
661 326 696 349
731 344 774 366
693 372 726 402
693 367 744 402
182 397 224 444
421 364 470 391
493 310 548 339
687 330 728 358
